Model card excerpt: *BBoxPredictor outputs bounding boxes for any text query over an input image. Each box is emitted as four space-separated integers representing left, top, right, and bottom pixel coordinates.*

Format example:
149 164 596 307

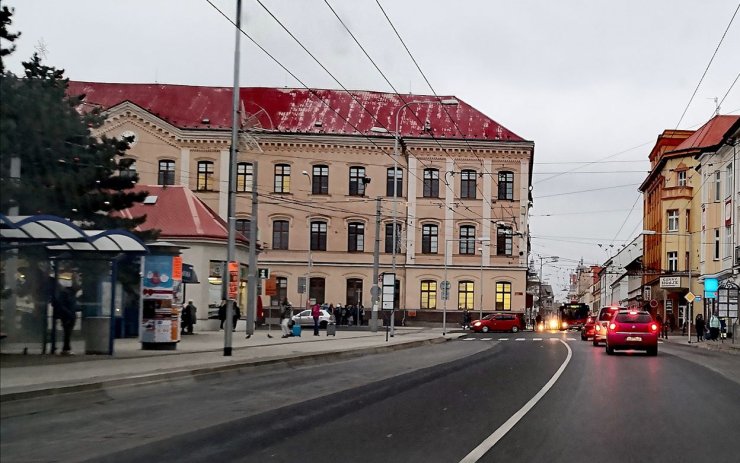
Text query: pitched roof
672 115 740 154
116 185 247 243
66 81 525 141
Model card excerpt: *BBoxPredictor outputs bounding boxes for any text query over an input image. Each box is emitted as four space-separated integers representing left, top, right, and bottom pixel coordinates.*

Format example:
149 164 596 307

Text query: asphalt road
3 332 739 463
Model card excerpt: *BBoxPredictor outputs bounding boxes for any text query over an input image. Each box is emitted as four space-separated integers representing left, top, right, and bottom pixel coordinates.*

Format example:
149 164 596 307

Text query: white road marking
463 338 476 341
515 338 525 341
498 338 509 341
548 338 560 341
532 338 542 341
566 337 576 341
481 338 494 341
459 339 572 463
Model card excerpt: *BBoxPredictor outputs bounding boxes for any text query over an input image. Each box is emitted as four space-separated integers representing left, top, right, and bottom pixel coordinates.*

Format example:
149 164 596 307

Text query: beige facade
89 92 533 319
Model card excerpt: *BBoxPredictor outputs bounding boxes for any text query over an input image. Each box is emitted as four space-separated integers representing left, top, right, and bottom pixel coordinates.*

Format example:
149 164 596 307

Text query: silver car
292 309 332 328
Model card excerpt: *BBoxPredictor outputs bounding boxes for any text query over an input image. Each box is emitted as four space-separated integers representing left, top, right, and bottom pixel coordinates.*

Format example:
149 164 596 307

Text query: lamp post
374 98 458 337
538 255 559 327
442 236 489 335
302 171 312 308
641 229 693 343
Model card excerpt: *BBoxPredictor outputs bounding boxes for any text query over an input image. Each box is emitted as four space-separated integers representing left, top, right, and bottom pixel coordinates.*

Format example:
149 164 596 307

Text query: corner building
69 82 534 321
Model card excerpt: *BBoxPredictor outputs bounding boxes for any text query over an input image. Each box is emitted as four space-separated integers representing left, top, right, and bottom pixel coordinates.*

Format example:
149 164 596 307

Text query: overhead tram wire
207 0 484 227
609 192 643 245
675 2 740 128
718 71 740 109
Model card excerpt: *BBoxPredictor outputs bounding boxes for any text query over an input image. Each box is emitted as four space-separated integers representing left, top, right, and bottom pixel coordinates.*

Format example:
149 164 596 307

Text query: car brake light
651 323 658 332
609 323 616 331
629 311 637 315
595 325 601 331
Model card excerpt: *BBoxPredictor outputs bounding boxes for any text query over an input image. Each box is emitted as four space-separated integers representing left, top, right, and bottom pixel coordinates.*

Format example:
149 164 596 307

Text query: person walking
280 302 293 338
463 309 472 330
311 301 321 336
708 312 721 341
51 280 77 355
218 300 227 330
695 314 705 342
181 300 196 335
232 303 241 332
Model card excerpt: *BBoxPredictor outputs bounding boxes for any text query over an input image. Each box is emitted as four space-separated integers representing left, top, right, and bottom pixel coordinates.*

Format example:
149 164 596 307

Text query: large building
69 82 534 321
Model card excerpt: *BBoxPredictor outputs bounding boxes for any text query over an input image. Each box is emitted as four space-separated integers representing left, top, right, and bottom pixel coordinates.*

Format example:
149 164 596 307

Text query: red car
605 310 659 356
471 313 524 333
580 315 596 340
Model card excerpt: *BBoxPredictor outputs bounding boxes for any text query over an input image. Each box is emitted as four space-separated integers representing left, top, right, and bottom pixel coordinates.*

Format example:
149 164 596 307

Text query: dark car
605 310 659 355
471 313 524 333
581 315 596 340
593 306 623 346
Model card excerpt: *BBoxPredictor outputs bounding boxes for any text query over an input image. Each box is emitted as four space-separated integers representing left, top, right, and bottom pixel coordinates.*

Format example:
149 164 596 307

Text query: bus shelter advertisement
140 255 183 344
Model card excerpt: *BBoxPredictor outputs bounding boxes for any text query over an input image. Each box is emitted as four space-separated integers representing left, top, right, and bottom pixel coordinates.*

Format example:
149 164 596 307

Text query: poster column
140 248 184 350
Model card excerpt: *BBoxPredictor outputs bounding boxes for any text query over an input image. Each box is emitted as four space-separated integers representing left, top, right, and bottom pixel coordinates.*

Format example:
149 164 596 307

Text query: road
2 332 738 462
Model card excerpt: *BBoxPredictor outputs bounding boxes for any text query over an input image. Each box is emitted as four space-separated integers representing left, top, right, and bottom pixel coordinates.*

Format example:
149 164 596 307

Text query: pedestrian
232 302 241 332
311 301 321 336
50 280 77 355
662 315 670 339
708 312 721 341
339 304 347 326
655 313 664 338
218 300 227 330
695 314 705 342
181 300 196 335
280 302 293 338
463 309 472 329
359 304 365 326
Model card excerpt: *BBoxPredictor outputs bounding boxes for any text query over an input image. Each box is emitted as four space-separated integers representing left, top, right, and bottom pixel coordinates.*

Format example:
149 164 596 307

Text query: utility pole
370 197 381 332
245 162 258 337
223 0 242 356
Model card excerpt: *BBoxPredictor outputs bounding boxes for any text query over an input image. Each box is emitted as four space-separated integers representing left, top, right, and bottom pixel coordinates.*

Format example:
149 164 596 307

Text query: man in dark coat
181 300 196 335
51 280 77 355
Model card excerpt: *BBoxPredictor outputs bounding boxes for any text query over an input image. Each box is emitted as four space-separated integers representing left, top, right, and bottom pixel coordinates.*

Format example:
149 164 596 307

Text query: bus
558 303 590 330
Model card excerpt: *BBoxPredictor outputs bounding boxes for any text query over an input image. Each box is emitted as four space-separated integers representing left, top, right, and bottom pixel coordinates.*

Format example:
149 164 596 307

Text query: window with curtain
458 281 474 310
422 224 438 254
274 164 291 193
495 282 512 310
237 162 253 192
197 161 214 191
459 225 476 254
420 280 437 309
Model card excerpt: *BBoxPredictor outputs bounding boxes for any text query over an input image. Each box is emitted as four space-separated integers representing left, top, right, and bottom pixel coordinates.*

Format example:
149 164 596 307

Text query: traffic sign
258 268 270 279
649 299 658 308
684 292 696 303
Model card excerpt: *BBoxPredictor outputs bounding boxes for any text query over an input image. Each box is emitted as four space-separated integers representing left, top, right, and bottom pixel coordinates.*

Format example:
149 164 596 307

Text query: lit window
197 161 214 191
458 281 474 310
495 282 512 310
274 164 291 193
237 163 253 192
420 280 437 309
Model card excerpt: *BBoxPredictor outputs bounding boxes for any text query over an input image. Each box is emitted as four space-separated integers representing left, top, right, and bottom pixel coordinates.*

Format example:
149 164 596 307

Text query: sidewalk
0 326 450 401
661 333 740 354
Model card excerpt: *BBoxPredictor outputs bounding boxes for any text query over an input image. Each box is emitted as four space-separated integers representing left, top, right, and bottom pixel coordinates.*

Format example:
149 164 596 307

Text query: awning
0 214 148 253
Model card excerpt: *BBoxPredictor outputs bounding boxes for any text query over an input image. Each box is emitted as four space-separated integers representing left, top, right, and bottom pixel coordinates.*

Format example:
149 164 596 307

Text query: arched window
458 281 474 310
461 169 477 199
498 171 514 200
420 280 437 309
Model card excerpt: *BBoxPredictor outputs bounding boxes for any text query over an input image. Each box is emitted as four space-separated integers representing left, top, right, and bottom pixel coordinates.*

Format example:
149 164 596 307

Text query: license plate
626 336 642 342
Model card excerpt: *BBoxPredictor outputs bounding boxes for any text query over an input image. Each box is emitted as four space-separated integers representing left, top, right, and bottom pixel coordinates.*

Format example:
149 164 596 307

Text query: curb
663 339 740 355
0 336 448 403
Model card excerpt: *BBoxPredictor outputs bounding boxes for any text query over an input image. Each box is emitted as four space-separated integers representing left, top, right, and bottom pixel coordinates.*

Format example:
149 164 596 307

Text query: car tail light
595 324 601 332
650 323 658 332
609 323 616 331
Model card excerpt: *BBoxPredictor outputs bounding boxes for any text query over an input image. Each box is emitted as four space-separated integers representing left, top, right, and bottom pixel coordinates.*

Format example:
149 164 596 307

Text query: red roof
66 81 525 141
672 115 740 153
116 185 247 243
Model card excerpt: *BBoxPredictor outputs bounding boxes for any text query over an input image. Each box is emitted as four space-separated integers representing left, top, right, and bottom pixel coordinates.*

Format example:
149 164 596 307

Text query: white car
292 309 332 328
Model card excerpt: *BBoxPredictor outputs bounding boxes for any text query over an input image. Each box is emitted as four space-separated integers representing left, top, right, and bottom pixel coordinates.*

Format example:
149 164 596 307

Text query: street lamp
302 171 312 308
538 255 559 328
641 229 693 342
442 236 489 335
372 97 459 337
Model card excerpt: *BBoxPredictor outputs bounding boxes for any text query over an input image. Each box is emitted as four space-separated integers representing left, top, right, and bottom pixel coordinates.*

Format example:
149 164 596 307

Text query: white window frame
677 170 686 187
715 171 722 201
667 251 678 272
667 210 679 232
714 229 720 260
725 225 732 259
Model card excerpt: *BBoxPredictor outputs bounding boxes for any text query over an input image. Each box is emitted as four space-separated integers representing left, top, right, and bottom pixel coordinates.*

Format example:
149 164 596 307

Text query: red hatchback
580 315 596 341
471 313 524 333
605 310 659 356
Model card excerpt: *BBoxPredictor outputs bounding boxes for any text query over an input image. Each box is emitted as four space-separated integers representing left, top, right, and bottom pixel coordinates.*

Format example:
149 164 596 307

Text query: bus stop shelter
1 214 148 355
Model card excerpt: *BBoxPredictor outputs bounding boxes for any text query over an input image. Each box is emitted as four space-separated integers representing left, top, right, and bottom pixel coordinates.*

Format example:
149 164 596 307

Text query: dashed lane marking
533 338 542 341
515 338 525 341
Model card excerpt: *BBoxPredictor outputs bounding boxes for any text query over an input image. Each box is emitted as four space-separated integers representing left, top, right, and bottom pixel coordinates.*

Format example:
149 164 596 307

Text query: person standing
181 300 196 335
218 300 227 330
280 302 293 338
232 303 241 332
708 312 721 341
695 314 705 342
51 281 77 355
311 301 321 336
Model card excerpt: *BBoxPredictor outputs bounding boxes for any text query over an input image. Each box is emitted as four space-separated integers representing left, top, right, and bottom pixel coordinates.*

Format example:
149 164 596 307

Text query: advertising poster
141 255 182 344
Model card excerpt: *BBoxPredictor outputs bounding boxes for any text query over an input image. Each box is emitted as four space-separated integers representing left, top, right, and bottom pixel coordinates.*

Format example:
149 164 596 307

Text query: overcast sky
5 0 740 298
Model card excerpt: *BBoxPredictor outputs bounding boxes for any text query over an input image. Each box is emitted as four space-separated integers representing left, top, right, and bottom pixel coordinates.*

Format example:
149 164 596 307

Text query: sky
5 0 740 299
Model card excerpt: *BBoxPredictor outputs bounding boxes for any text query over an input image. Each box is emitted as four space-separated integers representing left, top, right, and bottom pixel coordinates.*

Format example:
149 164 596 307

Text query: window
272 277 288 306
495 282 512 310
498 171 514 200
726 164 733 198
421 224 438 254
312 165 329 195
423 169 439 198
197 161 214 191
235 219 250 238
385 223 401 254
686 209 691 232
715 171 722 201
309 277 325 305
714 229 720 260
349 167 366 196
158 160 175 186
668 251 678 272
346 278 363 306
460 169 477 199
237 162 253 192
311 221 327 251
677 170 686 187
458 281 474 310
386 167 403 197
420 280 437 309
274 164 291 193
497 226 513 256
667 210 679 232
459 225 476 254
348 222 365 252
272 220 289 250
119 160 137 179
726 226 732 259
